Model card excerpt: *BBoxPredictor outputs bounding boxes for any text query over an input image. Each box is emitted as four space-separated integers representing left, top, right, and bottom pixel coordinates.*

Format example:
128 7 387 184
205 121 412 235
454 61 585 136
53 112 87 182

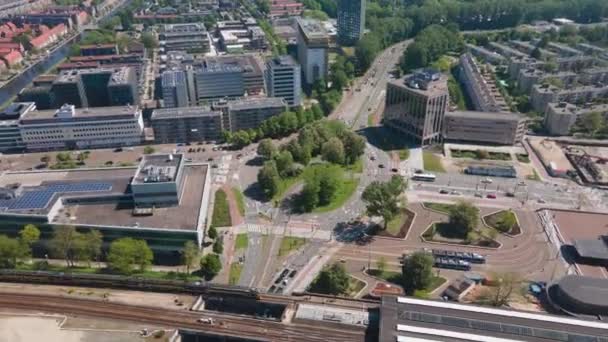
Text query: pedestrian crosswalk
232 223 332 240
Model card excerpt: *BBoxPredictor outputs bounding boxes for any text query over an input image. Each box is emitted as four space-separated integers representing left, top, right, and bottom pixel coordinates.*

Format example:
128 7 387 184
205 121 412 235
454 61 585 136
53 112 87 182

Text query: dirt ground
0 283 196 310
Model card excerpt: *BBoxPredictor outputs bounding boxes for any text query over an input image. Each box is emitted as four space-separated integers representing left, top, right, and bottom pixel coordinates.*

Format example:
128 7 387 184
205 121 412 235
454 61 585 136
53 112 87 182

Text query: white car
197 317 214 324
481 178 493 184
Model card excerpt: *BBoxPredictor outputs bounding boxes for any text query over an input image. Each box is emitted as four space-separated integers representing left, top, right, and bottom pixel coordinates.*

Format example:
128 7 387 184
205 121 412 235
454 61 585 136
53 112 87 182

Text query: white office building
296 18 330 86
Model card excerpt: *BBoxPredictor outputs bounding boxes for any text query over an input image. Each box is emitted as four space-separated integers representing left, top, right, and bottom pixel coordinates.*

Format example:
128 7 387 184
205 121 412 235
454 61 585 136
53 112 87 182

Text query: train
427 248 486 264
0 270 260 298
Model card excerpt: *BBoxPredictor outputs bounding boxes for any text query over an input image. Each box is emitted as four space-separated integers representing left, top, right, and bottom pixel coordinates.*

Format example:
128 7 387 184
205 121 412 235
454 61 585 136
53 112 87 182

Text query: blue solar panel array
0 182 112 211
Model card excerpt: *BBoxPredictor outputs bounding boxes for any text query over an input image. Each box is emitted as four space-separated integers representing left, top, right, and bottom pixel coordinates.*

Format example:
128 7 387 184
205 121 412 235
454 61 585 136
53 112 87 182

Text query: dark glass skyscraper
337 0 365 45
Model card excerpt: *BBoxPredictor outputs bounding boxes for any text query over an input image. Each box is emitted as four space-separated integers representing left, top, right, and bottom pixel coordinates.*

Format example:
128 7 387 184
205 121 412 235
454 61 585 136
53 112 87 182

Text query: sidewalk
286 244 341 294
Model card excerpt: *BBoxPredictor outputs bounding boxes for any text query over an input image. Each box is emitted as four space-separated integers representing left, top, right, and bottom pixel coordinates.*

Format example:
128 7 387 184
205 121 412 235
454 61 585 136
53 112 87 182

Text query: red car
486 194 497 199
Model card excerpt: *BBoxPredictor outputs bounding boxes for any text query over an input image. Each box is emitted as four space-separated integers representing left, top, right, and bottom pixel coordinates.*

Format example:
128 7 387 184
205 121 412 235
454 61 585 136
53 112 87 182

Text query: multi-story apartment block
296 18 330 85
458 53 509 112
531 83 608 113
384 70 449 146
443 111 526 145
18 104 144 151
265 55 301 107
270 0 303 18
337 0 365 45
545 102 608 135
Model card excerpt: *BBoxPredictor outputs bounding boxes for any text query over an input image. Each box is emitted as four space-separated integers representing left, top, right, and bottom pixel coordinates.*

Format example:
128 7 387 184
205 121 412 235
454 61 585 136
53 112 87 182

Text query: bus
434 257 471 271
411 173 436 182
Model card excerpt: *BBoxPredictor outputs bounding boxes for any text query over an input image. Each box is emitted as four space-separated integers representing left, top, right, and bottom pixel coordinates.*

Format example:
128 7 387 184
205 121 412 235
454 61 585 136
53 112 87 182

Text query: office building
0 153 211 254
200 55 265 95
337 0 365 45
296 18 330 85
151 106 223 143
17 86 54 110
380 295 608 342
265 55 301 107
384 70 449 146
443 111 526 145
19 104 144 151
226 97 287 131
160 23 210 53
194 63 244 103
50 67 138 109
162 70 190 108
0 102 35 153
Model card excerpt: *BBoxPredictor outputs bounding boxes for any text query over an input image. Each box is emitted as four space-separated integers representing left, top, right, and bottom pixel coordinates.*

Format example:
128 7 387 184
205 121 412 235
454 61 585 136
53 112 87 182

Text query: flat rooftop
389 70 449 96
228 97 286 111
551 209 608 278
380 295 608 342
446 110 524 121
20 105 140 123
296 17 329 42
201 54 263 75
151 106 220 120
132 154 182 184
56 164 208 231
553 275 608 308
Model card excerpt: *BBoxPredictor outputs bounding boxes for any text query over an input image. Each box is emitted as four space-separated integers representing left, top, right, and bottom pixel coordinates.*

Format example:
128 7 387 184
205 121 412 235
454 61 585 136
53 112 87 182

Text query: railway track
0 293 366 342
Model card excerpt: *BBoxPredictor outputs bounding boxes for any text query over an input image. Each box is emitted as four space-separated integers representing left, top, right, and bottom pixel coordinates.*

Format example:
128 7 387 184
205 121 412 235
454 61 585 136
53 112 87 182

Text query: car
289 270 297 278
207 157 214 162
177 143 185 147
370 156 376 161
236 154 243 159
450 191 461 195
537 198 546 203
487 194 497 199
439 189 449 194
474 192 483 198
414 169 423 174
481 178 493 184
378 164 385 168
197 317 214 324
506 192 515 197
114 147 123 152
391 168 398 173
185 158 192 162
212 164 218 168
518 181 526 186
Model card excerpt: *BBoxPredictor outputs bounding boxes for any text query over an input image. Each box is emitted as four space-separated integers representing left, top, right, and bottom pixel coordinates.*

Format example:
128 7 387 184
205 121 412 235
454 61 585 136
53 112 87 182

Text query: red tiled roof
0 42 23 51
1 50 23 65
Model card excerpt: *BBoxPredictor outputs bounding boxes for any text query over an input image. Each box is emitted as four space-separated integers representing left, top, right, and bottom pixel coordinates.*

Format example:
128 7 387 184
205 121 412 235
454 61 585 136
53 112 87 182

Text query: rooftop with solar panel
0 154 211 233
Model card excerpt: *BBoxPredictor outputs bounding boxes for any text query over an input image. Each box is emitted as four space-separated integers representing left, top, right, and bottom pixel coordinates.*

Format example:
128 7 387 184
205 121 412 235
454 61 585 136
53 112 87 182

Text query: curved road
0 292 366 342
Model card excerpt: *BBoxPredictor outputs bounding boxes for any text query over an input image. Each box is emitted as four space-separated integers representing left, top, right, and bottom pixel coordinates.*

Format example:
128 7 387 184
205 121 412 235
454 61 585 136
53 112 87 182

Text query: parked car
486 193 497 199
439 189 449 194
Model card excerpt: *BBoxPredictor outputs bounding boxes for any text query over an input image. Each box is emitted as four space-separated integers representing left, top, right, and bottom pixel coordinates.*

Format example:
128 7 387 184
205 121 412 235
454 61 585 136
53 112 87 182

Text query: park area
483 210 521 236
421 202 501 248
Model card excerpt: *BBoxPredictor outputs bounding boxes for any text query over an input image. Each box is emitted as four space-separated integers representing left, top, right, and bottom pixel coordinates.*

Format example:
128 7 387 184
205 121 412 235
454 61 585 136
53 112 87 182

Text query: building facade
337 0 365 45
265 55 301 107
225 97 287 132
194 64 244 103
384 70 449 146
296 18 330 86
19 104 144 151
151 106 222 143
162 70 190 108
160 23 210 53
443 111 526 145
0 102 35 153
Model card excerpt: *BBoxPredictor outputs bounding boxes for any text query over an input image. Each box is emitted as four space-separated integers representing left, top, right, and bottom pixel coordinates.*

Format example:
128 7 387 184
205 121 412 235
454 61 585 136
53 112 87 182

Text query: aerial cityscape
0 0 608 341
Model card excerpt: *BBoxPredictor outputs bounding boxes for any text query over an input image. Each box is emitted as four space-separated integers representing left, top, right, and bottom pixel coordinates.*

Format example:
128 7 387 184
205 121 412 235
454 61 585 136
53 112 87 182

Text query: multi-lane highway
0 292 368 342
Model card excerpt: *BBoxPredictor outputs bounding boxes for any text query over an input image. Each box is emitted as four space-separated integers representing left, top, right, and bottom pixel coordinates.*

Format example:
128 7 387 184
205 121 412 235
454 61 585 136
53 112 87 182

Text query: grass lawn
485 210 519 234
312 177 359 213
278 237 307 257
228 262 243 285
516 154 530 163
273 176 302 202
368 269 446 292
398 149 410 161
423 152 445 173
17 263 199 281
347 276 366 297
211 189 231 228
232 187 246 216
423 202 454 214
386 209 412 236
526 169 541 181
235 233 248 250
344 158 363 173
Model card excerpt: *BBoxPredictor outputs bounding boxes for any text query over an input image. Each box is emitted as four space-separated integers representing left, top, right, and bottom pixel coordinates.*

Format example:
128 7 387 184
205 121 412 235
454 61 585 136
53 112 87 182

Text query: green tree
317 167 340 205
40 155 51 166
581 112 603 134
448 201 479 237
258 160 281 198
49 226 81 267
56 152 71 163
274 150 295 177
309 263 350 295
207 226 218 240
321 137 345 164
479 272 520 307
341 131 366 165
476 150 489 159
199 253 222 280
300 179 320 212
181 241 199 274
376 256 387 274
257 139 277 159
19 224 40 246
401 251 434 294
0 235 27 268
143 146 155 154
231 130 252 148
531 47 542 59
75 230 103 267
141 32 158 49
496 211 517 233
107 238 153 274
212 238 224 254
362 176 406 229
